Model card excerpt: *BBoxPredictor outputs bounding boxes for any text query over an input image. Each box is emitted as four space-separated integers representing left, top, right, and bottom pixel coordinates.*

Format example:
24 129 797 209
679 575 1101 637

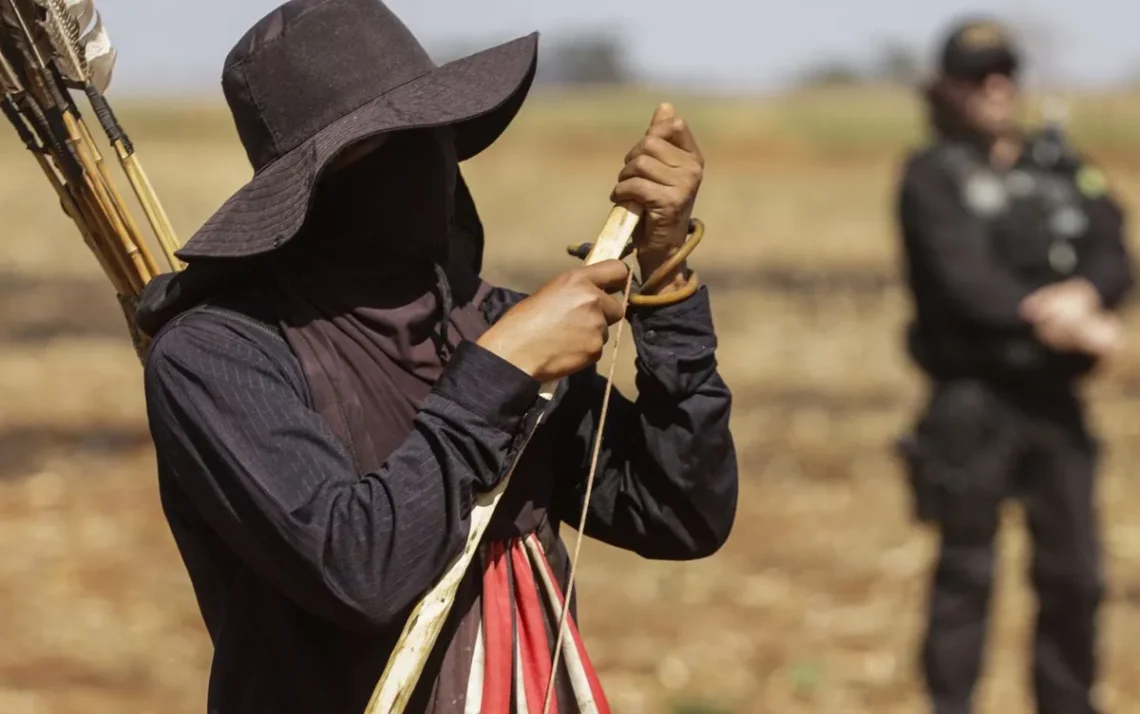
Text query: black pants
901 379 1104 714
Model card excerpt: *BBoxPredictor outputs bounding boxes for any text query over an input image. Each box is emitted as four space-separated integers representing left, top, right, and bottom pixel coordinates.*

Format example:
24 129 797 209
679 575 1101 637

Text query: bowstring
541 264 636 714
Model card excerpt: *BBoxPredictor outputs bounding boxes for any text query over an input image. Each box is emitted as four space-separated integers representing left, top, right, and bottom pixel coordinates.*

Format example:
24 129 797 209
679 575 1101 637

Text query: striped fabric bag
425 534 612 714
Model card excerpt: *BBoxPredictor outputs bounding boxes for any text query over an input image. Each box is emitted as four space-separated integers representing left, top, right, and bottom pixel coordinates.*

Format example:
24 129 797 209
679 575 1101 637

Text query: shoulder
899 141 961 187
143 297 303 400
900 142 939 171
896 141 965 203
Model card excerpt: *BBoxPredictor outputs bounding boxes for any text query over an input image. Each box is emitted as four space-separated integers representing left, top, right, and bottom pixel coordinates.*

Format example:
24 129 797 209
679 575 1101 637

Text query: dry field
4 87 1140 714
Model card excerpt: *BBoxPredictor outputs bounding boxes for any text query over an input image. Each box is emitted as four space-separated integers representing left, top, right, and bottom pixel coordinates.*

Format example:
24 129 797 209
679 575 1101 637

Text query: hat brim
175 32 538 262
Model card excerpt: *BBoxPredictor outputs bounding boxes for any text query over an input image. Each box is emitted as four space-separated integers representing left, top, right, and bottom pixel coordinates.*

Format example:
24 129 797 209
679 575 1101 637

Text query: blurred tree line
435 30 630 85
795 14 1064 89
432 14 1101 91
535 32 629 85
796 42 923 88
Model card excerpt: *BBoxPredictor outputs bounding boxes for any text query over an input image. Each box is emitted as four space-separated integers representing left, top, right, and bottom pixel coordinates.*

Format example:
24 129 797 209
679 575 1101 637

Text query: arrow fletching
35 0 113 92
1 0 175 358
38 0 86 83
83 8 113 92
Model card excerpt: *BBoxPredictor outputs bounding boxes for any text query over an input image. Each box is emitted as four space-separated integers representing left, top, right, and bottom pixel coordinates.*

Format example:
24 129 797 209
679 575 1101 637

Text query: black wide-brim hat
175 0 538 262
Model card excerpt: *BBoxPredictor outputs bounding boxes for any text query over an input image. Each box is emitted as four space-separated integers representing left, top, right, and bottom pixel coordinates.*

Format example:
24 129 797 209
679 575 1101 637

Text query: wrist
475 329 541 381
637 250 689 294
433 341 542 431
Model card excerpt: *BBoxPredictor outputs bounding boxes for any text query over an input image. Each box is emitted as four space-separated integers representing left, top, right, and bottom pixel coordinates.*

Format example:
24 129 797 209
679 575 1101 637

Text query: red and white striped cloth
426 533 611 714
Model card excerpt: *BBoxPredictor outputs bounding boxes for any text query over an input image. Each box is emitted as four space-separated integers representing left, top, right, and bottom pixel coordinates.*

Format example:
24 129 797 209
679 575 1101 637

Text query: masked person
895 17 1133 714
135 1 737 713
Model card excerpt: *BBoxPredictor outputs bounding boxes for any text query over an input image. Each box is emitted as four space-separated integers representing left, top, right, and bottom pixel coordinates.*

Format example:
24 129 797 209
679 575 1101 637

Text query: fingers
596 292 626 325
618 152 680 185
1047 298 1091 326
1026 300 1065 326
1033 307 1113 354
663 116 702 158
1035 319 1070 347
1078 312 1122 355
641 102 702 163
1083 318 1121 357
623 134 692 168
650 102 676 126
611 176 686 209
1019 293 1043 321
1020 285 1091 325
575 260 629 325
623 104 704 164
643 104 678 145
578 258 631 291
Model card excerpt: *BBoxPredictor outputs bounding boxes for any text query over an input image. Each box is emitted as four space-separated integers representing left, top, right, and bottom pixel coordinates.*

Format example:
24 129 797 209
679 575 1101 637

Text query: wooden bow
364 203 643 713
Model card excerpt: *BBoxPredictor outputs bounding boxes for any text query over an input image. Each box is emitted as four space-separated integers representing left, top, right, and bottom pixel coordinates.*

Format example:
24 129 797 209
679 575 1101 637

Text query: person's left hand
1020 278 1120 357
611 102 704 291
1033 310 1122 357
1020 278 1101 329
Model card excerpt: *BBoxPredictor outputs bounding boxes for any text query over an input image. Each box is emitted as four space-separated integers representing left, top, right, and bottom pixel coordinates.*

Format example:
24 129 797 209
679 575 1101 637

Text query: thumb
578 259 631 292
646 102 676 138
651 102 675 124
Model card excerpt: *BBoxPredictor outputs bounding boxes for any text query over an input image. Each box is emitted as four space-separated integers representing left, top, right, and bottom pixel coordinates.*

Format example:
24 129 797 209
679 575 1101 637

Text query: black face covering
132 126 486 343
267 126 493 470
297 126 459 267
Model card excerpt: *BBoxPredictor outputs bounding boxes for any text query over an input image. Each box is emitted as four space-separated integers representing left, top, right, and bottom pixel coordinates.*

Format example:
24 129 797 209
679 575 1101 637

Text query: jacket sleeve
899 155 1038 331
548 286 738 560
144 315 541 632
1072 164 1135 310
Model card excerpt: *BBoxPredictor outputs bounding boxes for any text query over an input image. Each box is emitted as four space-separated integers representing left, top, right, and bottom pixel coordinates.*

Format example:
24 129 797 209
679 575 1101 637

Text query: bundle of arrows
0 0 179 359
0 5 653 709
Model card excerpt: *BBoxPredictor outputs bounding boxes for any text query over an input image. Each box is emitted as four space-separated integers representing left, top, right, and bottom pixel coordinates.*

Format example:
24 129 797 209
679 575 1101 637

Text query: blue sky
92 0 1139 95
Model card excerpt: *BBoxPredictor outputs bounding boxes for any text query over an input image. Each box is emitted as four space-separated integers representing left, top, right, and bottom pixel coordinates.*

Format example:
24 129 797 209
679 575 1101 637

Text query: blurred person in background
134 0 736 712
894 16 1133 714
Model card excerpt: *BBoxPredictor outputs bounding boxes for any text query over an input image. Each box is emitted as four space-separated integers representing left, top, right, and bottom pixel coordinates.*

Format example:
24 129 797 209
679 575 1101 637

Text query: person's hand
1020 278 1101 329
612 102 704 293
476 260 630 383
1020 278 1120 357
1080 313 1124 360
1034 311 1121 358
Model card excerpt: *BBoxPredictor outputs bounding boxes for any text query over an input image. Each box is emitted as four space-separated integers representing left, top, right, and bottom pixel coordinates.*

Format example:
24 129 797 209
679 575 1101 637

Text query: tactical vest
940 133 1090 290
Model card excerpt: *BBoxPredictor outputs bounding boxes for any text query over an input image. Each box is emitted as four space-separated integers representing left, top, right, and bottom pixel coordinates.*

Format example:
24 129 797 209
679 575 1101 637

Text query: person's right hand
476 260 631 383
1020 278 1122 358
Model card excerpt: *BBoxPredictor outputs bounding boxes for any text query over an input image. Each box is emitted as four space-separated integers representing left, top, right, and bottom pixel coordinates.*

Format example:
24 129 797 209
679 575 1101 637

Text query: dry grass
5 86 1140 714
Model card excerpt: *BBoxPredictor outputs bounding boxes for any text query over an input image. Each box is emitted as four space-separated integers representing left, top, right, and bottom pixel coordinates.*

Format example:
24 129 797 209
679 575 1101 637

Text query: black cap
939 17 1020 81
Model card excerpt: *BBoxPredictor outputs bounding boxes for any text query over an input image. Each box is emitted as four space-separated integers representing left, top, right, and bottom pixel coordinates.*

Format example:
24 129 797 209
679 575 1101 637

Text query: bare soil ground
4 90 1140 714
